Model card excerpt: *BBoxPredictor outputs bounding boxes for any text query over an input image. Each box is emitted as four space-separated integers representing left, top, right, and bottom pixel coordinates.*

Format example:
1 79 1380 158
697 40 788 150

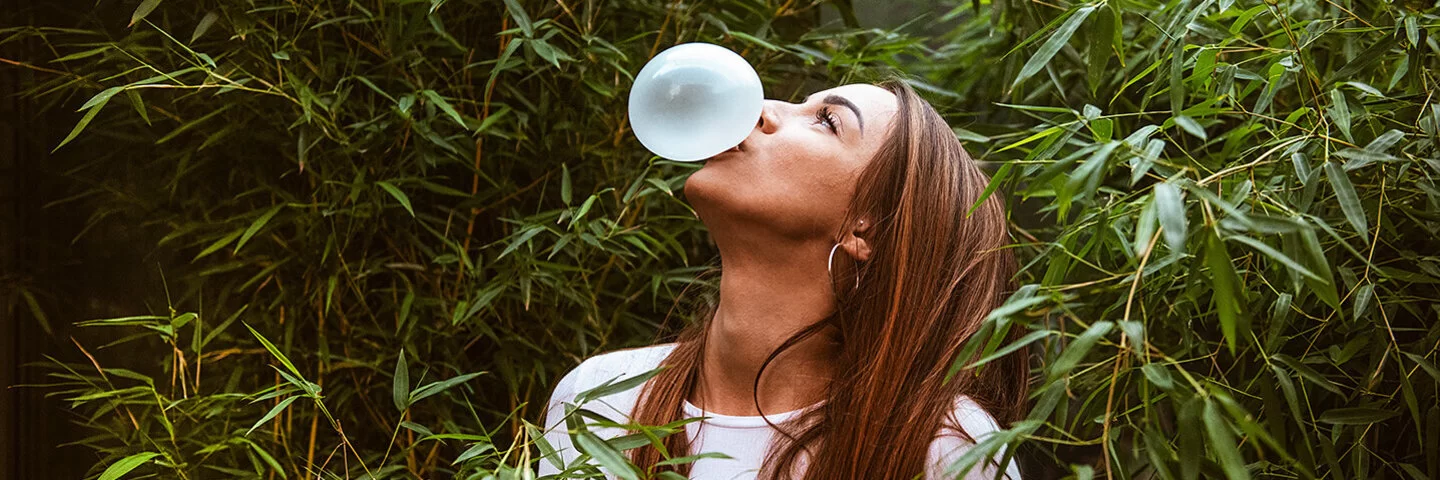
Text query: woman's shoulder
564 343 676 389
940 395 1004 439
926 395 1021 479
545 343 677 418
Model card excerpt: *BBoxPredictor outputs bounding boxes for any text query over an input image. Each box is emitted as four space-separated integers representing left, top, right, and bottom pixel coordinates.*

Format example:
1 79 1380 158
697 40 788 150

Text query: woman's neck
691 242 840 417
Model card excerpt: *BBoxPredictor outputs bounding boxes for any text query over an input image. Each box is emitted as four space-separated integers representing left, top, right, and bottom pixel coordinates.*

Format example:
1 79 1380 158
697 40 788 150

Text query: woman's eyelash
815 107 839 133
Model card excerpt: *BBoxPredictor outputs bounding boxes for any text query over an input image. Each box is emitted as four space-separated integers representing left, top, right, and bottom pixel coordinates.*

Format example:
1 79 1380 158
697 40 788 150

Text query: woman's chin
682 168 735 215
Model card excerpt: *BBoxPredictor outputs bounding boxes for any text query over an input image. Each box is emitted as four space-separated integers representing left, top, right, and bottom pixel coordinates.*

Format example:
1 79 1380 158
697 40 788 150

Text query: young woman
538 78 1028 479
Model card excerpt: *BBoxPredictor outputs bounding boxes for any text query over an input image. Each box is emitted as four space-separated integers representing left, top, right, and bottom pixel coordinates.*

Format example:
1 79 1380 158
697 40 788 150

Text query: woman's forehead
811 84 897 116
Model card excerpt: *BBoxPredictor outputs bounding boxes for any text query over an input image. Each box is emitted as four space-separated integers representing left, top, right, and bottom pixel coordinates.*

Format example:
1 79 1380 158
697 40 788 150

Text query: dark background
3 1 171 477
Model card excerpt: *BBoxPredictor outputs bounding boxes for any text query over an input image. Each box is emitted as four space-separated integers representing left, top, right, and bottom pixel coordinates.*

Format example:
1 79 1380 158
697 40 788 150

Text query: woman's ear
839 218 873 262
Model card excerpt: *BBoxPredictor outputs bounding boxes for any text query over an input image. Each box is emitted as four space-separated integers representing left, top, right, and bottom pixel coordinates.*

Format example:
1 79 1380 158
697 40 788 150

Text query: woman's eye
814 107 839 134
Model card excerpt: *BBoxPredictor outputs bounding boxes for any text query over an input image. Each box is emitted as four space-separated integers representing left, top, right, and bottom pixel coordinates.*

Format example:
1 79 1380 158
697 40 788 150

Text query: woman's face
683 83 899 242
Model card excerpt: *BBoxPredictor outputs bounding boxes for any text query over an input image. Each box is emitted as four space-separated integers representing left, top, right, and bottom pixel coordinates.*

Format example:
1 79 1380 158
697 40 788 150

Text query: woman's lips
712 142 743 159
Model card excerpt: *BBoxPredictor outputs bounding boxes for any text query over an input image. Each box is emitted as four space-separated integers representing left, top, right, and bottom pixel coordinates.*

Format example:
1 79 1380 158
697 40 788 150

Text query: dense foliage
5 0 1439 478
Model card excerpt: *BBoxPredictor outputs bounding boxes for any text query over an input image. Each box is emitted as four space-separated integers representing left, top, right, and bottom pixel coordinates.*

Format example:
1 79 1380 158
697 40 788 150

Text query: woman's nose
756 100 781 135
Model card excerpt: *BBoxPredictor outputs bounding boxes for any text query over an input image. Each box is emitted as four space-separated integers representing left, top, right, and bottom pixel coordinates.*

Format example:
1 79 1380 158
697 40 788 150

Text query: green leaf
376 181 415 217
81 86 124 111
1203 401 1250 480
393 350 410 412
485 39 523 97
125 90 149 125
969 330 1051 369
1048 321 1112 380
1318 407 1399 425
244 323 304 380
1328 89 1352 141
1141 363 1175 390
1324 161 1368 237
98 452 160 480
234 205 283 254
1089 117 1113 142
577 367 666 404
453 442 494 464
528 39 573 67
242 438 287 478
1291 227 1341 309
574 431 640 480
1353 282 1374 319
500 0 533 37
396 291 414 334
1228 235 1322 281
1174 115 1207 140
1013 6 1096 89
1403 353 1440 382
1086 6 1115 94
560 164 573 205
19 288 53 336
1274 354 1342 395
409 372 484 405
498 225 545 259
191 11 219 43
54 92 114 152
246 396 299 436
1168 40 1185 115
1206 231 1244 354
129 0 163 27
1154 182 1187 253
193 229 243 262
569 194 599 229
420 90 467 129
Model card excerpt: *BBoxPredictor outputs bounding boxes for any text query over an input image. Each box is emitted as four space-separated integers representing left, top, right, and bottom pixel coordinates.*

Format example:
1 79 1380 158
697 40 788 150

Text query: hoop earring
827 243 861 291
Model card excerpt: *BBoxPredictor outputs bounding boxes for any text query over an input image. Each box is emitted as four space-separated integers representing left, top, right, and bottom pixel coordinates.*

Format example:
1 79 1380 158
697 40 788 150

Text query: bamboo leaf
1086 6 1115 94
1174 115 1207 140
409 372 484 405
1206 231 1244 354
1203 401 1250 479
500 0 533 37
420 90 467 129
245 396 299 436
1013 6 1096 89
1048 321 1112 380
574 431 640 480
1141 363 1175 390
54 93 113 152
98 452 160 480
193 229 243 262
577 367 665 404
191 11 219 43
376 181 416 217
1228 235 1322 281
129 0 163 27
234 205 283 254
969 330 1051 369
393 350 410 412
1328 89 1352 141
244 323 303 380
1154 182 1187 253
1318 407 1399 425
560 163 573 205
1324 161 1368 237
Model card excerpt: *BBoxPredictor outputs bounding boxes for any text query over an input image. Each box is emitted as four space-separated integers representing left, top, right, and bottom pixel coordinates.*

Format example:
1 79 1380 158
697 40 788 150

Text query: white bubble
628 43 763 162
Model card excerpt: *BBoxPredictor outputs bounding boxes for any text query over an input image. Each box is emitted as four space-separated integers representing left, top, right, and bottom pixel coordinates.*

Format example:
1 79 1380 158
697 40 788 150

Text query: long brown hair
628 77 1028 479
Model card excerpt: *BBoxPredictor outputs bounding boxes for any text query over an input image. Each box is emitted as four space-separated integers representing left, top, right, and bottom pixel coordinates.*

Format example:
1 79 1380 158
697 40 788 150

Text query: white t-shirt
537 344 1021 479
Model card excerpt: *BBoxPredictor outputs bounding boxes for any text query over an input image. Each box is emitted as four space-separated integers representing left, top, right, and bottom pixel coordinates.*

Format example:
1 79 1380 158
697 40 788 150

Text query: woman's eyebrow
806 93 865 136
824 95 864 136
